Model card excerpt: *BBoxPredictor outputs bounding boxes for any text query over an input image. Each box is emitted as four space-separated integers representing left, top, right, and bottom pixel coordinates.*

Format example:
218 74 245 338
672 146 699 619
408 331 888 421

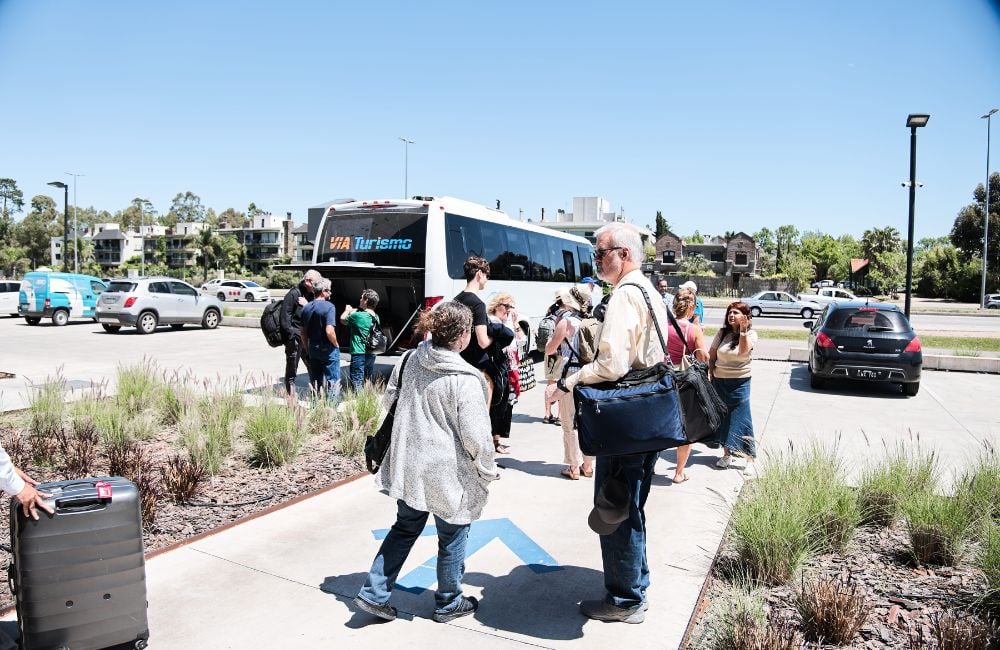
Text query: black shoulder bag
665 309 727 447
364 349 413 474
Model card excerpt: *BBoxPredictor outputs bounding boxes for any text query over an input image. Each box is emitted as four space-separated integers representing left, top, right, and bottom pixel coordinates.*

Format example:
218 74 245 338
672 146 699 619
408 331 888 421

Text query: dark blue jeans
712 377 756 458
307 342 341 398
358 500 471 614
348 352 376 392
594 452 659 609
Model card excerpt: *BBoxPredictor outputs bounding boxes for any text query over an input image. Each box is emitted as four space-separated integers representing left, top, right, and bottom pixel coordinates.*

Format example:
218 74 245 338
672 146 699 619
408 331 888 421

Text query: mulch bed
686 525 995 648
0 422 364 612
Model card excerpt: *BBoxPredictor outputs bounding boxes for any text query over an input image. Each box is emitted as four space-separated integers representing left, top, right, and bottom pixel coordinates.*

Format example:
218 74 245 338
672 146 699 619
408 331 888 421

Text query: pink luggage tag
95 481 113 500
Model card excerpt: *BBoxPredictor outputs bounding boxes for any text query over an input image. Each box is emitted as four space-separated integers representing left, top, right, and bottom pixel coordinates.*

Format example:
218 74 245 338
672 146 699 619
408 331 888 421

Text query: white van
0 281 20 317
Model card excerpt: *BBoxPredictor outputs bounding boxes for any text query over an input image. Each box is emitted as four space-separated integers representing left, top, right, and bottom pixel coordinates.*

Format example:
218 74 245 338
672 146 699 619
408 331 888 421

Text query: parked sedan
986 294 1000 309
96 277 223 334
804 301 922 396
742 291 822 319
214 280 270 302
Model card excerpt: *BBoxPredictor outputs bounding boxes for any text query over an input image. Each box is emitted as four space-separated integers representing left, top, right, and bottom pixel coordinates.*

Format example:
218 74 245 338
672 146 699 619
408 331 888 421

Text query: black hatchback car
804 301 922 396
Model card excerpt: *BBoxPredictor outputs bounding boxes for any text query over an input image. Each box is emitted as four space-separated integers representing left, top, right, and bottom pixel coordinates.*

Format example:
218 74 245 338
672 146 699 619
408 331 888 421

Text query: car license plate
98 317 118 324
851 368 886 380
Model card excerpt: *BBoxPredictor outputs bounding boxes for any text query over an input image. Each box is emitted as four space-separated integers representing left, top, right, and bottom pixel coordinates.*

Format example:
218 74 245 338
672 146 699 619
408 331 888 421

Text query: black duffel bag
666 309 727 447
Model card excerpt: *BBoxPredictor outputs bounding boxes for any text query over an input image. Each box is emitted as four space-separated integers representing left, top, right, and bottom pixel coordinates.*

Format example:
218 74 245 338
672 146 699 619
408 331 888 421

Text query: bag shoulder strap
389 350 414 400
617 282 672 367
664 304 689 355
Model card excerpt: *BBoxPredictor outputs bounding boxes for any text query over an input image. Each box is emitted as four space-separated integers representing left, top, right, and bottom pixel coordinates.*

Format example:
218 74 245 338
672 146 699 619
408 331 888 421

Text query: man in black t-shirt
454 256 493 369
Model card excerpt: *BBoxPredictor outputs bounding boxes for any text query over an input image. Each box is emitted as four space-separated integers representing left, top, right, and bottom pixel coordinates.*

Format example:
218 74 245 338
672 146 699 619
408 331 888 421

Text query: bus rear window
316 211 427 267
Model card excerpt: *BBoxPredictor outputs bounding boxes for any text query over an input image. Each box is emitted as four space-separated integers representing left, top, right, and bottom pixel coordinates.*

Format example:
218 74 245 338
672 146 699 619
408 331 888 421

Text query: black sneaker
353 596 397 621
432 596 479 623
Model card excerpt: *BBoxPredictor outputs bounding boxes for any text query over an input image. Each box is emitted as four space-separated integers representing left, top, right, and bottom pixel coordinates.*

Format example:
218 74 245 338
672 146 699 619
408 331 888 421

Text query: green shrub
903 491 975 566
305 401 337 436
333 385 384 459
244 401 304 467
728 443 858 584
115 361 160 416
705 580 804 650
858 444 938 527
157 381 195 426
266 270 299 289
978 519 1000 615
94 408 129 447
29 376 67 433
958 446 1000 527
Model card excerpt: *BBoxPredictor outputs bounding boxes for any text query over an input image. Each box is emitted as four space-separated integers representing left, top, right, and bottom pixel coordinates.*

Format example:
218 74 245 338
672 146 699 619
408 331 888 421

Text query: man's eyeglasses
595 247 623 261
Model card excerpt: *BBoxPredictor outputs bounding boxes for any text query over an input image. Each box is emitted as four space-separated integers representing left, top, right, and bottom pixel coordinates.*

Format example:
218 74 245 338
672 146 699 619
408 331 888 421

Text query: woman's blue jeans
358 500 471 614
348 353 375 392
307 342 340 398
712 377 756 458
594 452 658 609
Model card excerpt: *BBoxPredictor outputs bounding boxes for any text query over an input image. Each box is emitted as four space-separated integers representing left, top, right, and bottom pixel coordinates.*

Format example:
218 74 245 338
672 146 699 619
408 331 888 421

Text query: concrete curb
787 347 1000 374
221 316 260 328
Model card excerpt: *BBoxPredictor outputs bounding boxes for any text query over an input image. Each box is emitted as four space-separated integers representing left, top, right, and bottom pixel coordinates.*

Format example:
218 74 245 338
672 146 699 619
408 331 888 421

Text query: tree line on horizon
648 173 999 301
1 176 998 300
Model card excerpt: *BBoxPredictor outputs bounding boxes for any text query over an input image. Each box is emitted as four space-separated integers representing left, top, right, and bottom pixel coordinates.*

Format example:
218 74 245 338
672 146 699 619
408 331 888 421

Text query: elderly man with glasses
545 223 671 624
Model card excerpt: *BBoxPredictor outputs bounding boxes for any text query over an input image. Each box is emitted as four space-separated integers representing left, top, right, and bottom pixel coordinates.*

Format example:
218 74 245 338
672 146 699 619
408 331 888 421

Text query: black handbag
665 309 728 446
364 349 413 474
574 283 687 457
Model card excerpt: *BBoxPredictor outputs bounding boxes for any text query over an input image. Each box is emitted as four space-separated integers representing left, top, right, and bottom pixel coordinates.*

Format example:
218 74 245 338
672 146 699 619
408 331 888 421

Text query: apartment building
538 196 655 247
216 212 294 273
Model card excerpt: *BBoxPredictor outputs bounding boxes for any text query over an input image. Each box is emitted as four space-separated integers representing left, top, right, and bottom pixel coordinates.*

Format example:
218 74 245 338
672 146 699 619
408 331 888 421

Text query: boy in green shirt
340 289 381 392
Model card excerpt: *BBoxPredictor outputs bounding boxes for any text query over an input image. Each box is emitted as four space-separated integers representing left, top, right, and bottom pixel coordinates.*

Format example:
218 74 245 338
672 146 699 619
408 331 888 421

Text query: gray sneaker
433 595 479 623
579 599 646 624
353 596 397 621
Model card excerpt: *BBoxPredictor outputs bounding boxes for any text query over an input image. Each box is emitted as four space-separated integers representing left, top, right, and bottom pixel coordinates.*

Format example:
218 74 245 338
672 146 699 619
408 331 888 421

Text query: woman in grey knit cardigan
354 301 501 624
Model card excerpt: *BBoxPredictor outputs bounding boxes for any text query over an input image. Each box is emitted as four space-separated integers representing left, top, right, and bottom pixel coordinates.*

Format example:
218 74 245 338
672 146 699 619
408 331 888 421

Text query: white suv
96 277 223 334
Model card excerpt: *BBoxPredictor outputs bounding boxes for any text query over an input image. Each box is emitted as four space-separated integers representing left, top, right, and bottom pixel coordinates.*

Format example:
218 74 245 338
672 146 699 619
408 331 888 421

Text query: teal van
18 271 108 326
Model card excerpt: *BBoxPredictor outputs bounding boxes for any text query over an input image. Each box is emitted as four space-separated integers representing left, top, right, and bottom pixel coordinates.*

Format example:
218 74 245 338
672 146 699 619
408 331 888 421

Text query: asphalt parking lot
2 314 997 475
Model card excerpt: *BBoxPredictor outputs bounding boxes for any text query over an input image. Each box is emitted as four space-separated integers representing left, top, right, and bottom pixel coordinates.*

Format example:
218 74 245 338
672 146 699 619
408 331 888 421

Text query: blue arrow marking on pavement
371 517 562 593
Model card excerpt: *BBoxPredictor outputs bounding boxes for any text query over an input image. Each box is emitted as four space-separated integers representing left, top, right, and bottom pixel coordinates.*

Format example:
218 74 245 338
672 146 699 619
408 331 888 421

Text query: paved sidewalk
131 378 753 649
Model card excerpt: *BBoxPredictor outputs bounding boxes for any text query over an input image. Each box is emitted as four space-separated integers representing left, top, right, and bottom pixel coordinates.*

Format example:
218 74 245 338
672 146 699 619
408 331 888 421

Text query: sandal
560 467 580 480
580 466 594 478
672 473 689 484
542 415 561 425
494 443 511 454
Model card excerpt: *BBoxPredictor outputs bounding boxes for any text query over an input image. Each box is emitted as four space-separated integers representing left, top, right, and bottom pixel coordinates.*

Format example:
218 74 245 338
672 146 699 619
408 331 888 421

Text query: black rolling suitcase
8 477 149 650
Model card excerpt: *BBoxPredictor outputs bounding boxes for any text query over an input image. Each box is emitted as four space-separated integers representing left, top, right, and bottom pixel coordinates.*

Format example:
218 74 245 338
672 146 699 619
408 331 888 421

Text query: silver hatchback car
96 277 223 334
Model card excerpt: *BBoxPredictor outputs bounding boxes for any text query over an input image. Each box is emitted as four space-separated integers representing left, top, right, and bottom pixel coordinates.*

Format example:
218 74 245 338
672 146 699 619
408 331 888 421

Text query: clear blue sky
2 0 999 240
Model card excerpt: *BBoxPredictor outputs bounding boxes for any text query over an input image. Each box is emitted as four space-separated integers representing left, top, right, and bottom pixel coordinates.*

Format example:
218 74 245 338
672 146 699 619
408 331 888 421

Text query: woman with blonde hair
355 300 500 623
486 292 521 453
544 284 594 480
665 287 709 484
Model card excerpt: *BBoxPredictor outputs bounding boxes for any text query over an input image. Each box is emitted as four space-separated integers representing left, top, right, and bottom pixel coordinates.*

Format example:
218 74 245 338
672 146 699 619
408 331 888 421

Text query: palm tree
195 228 220 282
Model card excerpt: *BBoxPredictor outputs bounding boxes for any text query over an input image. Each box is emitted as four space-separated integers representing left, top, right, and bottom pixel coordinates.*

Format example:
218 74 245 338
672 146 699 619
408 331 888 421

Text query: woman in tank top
665 288 708 484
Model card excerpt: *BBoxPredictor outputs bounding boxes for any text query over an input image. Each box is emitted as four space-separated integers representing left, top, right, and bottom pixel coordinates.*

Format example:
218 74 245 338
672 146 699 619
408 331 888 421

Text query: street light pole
65 172 84 273
139 201 145 277
47 181 69 272
398 137 414 199
903 114 929 320
981 109 997 309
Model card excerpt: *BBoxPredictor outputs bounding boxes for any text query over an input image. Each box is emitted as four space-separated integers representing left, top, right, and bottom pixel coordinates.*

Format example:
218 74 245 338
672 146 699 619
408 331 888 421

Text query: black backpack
261 300 285 347
366 315 387 354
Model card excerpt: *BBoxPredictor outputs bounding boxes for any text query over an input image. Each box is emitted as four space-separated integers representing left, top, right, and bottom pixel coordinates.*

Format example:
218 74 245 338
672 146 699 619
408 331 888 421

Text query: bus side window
481 222 509 281
506 230 530 280
445 214 483 278
528 233 552 281
577 245 594 279
560 250 576 282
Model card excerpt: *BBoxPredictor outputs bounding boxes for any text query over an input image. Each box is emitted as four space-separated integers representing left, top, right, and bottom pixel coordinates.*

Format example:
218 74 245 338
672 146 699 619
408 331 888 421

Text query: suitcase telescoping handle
50 479 115 514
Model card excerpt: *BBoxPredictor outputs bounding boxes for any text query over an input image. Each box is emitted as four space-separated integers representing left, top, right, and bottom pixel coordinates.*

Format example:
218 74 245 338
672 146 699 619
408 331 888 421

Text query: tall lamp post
139 201 145 277
398 137 414 199
903 114 929 319
47 181 69 272
65 172 84 273
981 109 997 309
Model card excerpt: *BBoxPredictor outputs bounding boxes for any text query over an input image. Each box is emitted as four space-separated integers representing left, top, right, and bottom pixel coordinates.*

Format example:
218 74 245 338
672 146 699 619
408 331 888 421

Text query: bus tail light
903 336 922 353
816 332 836 349
124 296 138 308
423 296 443 310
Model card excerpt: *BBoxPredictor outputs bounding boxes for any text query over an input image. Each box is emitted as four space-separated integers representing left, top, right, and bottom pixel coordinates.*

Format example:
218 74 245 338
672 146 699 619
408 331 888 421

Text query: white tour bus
283 196 595 354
